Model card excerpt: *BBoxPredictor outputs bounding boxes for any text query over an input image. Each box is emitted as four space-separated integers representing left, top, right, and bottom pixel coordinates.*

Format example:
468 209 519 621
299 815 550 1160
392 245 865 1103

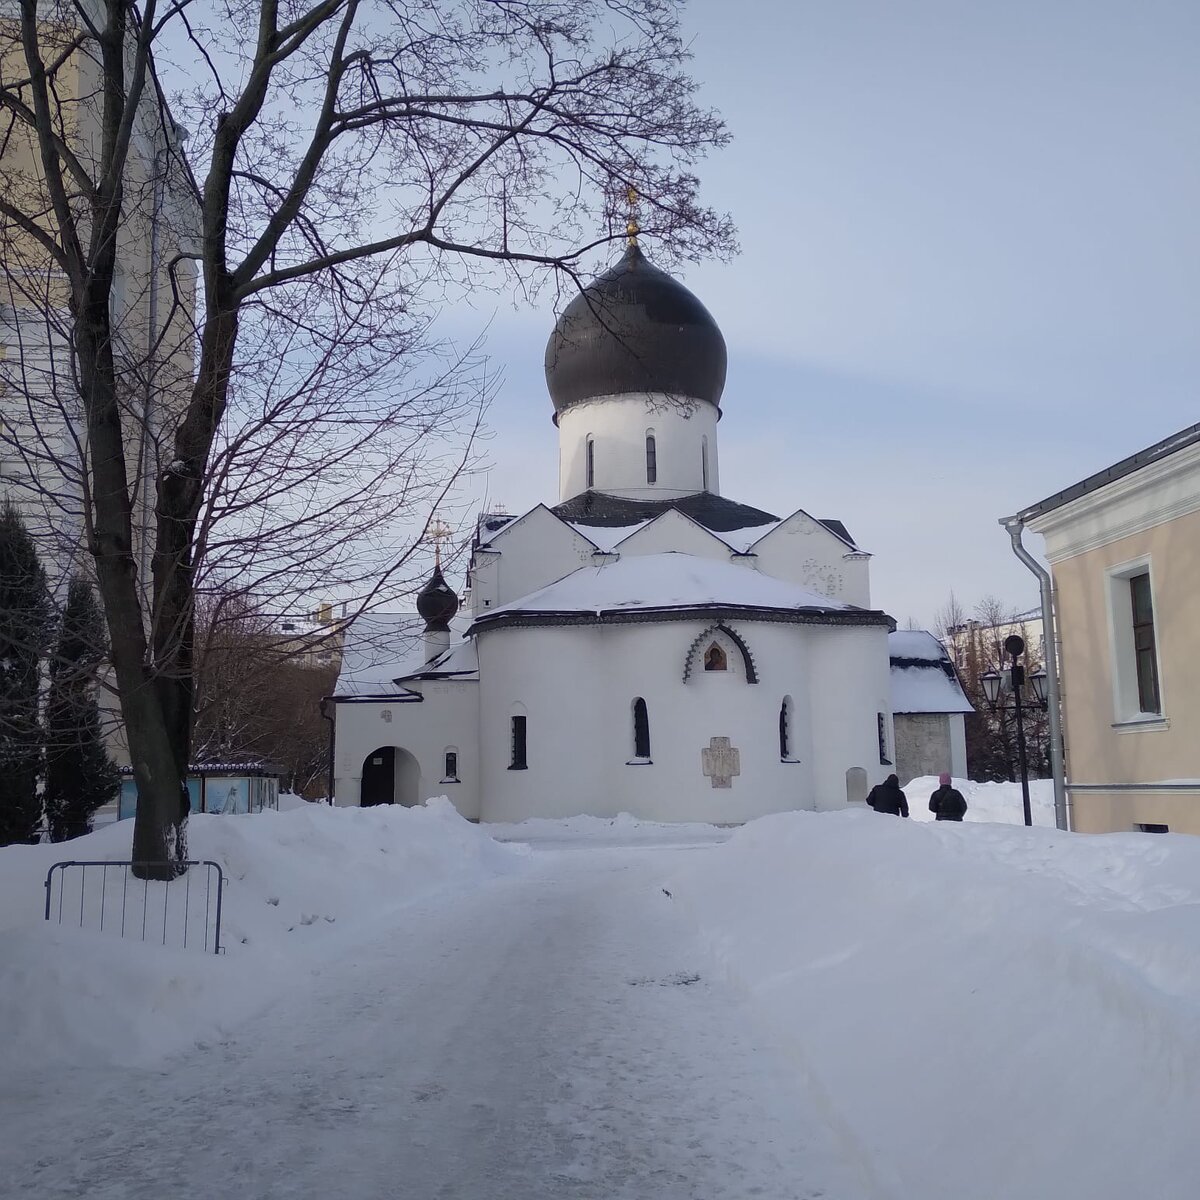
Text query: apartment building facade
1021 424 1200 834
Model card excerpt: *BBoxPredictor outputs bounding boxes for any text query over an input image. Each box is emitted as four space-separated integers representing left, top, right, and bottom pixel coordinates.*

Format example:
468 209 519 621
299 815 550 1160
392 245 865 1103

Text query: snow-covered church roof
335 612 477 696
474 552 890 626
889 630 974 714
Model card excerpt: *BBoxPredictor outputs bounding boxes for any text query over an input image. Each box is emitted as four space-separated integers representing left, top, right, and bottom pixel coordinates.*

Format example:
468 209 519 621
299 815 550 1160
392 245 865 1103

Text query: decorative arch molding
682 623 759 684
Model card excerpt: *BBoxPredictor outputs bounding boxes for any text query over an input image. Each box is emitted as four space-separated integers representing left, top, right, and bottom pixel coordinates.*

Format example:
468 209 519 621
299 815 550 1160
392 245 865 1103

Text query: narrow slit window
779 698 791 759
510 715 528 769
443 751 459 781
701 436 709 490
586 437 595 489
645 433 657 484
1129 572 1160 713
877 712 892 765
633 698 651 759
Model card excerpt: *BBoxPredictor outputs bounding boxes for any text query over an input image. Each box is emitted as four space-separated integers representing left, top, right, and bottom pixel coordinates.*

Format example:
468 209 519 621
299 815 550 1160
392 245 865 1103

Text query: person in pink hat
929 773 967 822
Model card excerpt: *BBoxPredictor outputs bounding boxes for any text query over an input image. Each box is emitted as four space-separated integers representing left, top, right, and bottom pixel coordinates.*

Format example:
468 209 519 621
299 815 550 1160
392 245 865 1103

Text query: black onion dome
545 243 727 418
416 563 459 632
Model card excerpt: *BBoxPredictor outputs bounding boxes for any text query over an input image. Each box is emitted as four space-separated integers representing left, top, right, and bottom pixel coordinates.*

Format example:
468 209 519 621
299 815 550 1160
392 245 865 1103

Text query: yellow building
1020 423 1200 834
0 10 197 582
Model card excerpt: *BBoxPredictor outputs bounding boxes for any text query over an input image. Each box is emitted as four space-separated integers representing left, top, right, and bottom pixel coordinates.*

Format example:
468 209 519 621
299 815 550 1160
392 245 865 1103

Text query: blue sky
453 0 1199 627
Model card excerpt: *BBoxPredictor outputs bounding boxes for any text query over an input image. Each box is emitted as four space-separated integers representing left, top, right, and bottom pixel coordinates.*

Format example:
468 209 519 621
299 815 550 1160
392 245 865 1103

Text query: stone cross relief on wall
701 736 741 788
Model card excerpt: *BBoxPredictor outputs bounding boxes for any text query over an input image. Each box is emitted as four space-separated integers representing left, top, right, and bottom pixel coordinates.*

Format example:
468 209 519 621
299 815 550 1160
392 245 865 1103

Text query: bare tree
940 592 1048 783
191 590 338 796
1 0 733 876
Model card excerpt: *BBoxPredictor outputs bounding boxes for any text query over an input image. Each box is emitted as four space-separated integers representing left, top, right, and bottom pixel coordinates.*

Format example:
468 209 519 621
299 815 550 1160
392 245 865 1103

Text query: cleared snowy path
2 841 867 1199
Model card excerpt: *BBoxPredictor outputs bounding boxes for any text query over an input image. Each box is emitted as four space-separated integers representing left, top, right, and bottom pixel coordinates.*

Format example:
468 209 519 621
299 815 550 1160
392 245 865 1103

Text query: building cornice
471 604 895 635
1027 440 1200 563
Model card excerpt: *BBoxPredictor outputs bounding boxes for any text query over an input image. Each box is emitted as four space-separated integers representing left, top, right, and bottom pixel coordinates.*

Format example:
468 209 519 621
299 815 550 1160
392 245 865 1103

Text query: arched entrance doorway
360 746 420 807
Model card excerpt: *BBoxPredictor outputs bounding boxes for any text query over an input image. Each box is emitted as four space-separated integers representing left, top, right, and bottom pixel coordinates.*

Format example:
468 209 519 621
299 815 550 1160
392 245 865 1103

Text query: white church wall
332 682 481 818
751 511 872 607
477 624 608 822
473 506 598 615
950 712 968 779
475 616 889 824
557 394 720 501
615 508 738 561
805 626 894 809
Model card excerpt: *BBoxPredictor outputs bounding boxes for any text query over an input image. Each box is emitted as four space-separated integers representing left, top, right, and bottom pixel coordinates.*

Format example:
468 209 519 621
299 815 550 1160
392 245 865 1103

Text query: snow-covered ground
0 799 524 1070
905 774 1056 824
669 808 1200 1200
2 790 1197 1198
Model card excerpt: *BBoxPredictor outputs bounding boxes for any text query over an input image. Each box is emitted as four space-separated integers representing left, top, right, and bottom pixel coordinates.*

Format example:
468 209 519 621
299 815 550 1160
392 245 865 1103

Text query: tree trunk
75 280 185 879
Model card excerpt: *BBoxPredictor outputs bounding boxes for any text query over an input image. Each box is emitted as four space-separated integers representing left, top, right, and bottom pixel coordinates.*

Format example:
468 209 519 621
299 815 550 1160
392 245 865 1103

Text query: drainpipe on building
319 696 336 805
999 515 1070 831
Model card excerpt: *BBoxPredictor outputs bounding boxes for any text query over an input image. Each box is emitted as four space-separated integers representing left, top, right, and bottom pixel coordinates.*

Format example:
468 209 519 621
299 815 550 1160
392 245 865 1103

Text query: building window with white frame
586 436 595 489
510 715 528 769
1129 572 1161 714
1108 562 1164 721
645 432 657 484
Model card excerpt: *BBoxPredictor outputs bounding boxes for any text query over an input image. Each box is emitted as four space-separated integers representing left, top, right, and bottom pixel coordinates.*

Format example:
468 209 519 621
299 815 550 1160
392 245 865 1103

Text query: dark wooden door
361 747 395 806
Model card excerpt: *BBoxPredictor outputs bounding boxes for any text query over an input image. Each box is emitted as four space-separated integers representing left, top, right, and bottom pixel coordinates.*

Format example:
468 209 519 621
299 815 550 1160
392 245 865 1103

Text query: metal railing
44 860 225 955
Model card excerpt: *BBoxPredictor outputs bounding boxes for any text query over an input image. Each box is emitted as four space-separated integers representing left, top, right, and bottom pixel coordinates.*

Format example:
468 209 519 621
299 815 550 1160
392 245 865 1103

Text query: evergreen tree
44 578 120 842
0 503 52 845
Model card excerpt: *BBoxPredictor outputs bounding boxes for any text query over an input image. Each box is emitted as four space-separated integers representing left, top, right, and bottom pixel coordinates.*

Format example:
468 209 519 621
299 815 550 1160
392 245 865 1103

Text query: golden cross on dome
428 517 453 567
625 185 640 246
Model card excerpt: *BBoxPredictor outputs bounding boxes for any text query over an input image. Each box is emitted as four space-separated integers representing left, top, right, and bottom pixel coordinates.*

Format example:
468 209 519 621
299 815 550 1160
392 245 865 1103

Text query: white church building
331 240 910 823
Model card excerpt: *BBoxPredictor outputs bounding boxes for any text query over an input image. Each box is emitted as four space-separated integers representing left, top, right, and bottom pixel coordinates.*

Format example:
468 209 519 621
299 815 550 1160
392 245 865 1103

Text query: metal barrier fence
43 860 225 955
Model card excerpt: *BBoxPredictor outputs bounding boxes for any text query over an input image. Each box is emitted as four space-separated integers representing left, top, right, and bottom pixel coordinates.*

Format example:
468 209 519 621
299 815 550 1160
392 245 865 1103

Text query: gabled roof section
552 489 779 533
818 518 859 550
473 552 894 630
473 502 597 550
1016 421 1200 524
394 637 479 683
334 612 425 698
748 507 867 555
889 631 974 715
613 506 741 558
566 522 648 552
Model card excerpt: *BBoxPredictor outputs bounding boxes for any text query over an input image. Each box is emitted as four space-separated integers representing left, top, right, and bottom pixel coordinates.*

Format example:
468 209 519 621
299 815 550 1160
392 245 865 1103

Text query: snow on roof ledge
473 552 887 625
889 631 974 714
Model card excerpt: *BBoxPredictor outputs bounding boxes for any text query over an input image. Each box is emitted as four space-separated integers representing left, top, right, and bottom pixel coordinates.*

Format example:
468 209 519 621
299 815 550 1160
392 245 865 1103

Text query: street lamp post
981 634 1048 828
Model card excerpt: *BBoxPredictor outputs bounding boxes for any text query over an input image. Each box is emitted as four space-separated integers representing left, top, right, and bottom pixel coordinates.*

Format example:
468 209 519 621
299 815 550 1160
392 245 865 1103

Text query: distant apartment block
1 11 197 583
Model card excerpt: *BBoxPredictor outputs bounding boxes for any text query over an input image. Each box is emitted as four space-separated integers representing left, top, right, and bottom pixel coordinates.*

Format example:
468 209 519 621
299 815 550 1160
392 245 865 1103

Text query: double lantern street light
981 635 1048 828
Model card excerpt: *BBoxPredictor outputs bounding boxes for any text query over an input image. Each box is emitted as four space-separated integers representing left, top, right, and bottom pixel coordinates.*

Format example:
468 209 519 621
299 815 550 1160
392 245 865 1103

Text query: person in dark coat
929 773 968 822
865 773 909 817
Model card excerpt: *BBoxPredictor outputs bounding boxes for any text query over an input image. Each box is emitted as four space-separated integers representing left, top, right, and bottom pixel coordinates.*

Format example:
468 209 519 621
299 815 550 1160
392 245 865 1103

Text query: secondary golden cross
428 517 453 567
625 185 640 245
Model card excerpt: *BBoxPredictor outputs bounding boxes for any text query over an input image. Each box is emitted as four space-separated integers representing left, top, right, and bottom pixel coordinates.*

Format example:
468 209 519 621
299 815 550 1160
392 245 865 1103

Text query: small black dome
416 563 459 632
545 243 727 418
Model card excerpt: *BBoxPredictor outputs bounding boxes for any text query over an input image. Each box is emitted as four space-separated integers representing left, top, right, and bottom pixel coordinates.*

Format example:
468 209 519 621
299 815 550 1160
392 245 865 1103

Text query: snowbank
906 774 1056 825
668 809 1200 1200
487 810 731 847
0 800 525 1071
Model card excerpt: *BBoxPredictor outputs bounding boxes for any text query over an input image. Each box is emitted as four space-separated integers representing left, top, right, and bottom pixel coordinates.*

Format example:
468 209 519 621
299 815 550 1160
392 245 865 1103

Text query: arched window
586 436 595 489
510 713 528 769
645 432 657 484
442 748 460 782
704 643 728 672
632 697 651 759
779 696 794 760
701 435 709 490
